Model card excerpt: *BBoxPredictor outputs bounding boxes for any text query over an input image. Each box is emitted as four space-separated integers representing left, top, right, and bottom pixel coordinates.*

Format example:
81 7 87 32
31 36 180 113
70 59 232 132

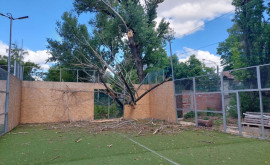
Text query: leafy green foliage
203 116 209 120
217 0 270 69
23 62 40 81
0 43 39 80
94 89 123 119
173 55 215 79
184 111 195 119
48 0 171 82
217 1 270 117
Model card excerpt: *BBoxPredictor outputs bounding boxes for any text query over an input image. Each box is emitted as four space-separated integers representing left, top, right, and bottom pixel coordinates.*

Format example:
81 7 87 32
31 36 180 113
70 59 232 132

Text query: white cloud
0 41 8 56
177 47 222 70
0 40 51 69
24 49 52 66
157 0 234 37
40 64 50 70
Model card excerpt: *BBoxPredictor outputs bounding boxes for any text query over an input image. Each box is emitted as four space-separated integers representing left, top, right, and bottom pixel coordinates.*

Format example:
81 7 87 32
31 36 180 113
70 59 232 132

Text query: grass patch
0 122 270 165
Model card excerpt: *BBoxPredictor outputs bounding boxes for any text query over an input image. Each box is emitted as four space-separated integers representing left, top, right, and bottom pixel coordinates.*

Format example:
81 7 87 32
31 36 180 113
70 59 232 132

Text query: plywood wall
20 81 105 124
7 75 22 131
124 85 151 119
149 81 177 123
3 78 177 125
124 82 177 123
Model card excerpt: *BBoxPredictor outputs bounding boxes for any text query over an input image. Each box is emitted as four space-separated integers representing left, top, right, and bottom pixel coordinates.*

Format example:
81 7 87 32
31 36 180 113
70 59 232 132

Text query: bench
242 112 270 128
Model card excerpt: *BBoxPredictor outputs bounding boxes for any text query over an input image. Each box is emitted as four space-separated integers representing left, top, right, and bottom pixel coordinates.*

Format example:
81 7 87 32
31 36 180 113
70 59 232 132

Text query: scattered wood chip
200 140 215 144
50 155 60 161
136 130 142 136
107 144 113 147
56 131 64 134
91 118 121 123
12 132 29 135
153 127 163 135
21 142 30 146
75 138 82 143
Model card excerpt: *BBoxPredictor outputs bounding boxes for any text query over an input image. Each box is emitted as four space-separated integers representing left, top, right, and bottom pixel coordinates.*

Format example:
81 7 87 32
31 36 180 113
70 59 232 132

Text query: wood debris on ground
75 138 82 143
11 132 29 135
22 119 187 137
107 144 113 147
50 155 60 161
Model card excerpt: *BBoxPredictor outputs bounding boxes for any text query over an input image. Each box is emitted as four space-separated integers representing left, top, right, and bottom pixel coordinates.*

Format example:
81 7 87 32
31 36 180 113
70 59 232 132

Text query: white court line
119 133 180 165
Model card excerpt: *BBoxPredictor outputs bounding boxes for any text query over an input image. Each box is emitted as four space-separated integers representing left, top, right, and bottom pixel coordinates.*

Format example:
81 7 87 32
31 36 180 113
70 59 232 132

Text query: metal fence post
60 69 62 82
18 63 21 79
256 66 265 139
97 72 99 83
76 69 79 83
98 89 100 102
172 80 178 123
193 77 198 127
14 60 17 76
20 63 22 80
93 70 96 83
163 69 165 81
220 71 227 132
21 67 24 80
108 95 110 119
236 92 242 136
18 63 21 80
156 72 158 84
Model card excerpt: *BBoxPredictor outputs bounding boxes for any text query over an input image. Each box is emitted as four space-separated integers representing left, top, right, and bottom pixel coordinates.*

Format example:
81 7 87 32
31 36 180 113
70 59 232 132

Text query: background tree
217 0 270 114
0 43 39 80
171 55 215 79
217 0 269 69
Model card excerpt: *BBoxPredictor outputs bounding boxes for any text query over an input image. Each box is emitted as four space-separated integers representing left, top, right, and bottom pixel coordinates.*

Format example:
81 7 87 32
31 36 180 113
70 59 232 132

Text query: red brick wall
196 93 222 111
178 91 222 111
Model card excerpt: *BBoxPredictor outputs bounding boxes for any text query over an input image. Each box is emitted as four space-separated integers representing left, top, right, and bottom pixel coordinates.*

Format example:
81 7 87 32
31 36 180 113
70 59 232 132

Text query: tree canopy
217 0 270 70
47 0 171 83
217 0 270 114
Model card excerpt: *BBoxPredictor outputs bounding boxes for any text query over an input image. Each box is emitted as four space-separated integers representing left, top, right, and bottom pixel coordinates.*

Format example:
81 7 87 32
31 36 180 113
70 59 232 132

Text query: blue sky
0 0 234 69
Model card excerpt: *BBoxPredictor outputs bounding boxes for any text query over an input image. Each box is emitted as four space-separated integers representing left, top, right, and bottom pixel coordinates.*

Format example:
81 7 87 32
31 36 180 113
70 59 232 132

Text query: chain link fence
20 67 100 83
94 89 123 120
139 68 171 86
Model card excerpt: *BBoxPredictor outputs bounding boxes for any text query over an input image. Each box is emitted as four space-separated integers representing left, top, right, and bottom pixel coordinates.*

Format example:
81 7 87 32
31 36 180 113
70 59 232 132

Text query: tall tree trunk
130 45 144 82
128 30 144 82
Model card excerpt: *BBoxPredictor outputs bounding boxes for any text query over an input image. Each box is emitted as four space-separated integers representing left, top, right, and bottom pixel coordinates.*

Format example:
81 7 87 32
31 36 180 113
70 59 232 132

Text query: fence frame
174 63 270 140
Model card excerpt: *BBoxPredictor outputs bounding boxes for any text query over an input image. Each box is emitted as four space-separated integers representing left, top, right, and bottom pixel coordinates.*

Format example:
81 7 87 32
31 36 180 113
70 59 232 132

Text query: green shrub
184 111 195 119
94 105 108 119
228 107 238 118
206 107 220 116
203 116 210 120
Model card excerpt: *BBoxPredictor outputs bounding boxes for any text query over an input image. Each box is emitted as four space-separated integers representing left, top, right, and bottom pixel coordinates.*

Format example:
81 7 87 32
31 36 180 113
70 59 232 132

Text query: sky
0 0 235 70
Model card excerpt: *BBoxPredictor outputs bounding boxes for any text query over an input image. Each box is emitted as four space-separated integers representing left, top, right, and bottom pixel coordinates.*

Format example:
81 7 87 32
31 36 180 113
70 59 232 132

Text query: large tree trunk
128 30 144 82
130 45 144 83
242 0 251 63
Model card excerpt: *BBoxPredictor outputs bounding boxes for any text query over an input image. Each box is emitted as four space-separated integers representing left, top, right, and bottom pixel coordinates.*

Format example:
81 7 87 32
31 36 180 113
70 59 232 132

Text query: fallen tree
47 0 174 108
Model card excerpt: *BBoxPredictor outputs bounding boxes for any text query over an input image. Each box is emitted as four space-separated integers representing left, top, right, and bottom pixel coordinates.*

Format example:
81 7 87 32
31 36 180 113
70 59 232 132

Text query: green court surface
0 124 270 165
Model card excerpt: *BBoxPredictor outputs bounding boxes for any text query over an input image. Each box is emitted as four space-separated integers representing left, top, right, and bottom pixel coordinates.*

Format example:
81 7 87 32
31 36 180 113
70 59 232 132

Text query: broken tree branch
135 77 171 103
